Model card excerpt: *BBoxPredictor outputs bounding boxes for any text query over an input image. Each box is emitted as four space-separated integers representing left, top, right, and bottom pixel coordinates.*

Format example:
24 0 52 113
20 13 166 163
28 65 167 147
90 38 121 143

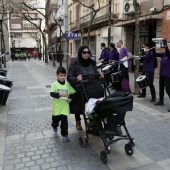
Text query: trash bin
0 84 11 105
0 75 7 79
0 70 7 77
0 78 13 87
0 69 7 72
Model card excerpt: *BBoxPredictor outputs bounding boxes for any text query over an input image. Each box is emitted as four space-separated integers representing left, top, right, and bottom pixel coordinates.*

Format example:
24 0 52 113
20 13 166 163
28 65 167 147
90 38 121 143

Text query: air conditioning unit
124 1 135 14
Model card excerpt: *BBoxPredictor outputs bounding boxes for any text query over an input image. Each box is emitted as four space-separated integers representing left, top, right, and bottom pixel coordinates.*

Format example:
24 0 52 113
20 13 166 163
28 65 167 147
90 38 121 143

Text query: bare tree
0 0 13 68
73 0 101 46
8 0 49 63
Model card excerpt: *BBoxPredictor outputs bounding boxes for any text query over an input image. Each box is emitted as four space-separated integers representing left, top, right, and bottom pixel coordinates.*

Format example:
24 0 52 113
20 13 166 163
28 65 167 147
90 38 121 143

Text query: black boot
150 98 156 102
154 101 164 106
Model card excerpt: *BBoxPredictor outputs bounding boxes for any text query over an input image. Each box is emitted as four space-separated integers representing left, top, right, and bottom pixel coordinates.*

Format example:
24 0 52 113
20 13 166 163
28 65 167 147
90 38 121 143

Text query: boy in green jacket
50 67 76 142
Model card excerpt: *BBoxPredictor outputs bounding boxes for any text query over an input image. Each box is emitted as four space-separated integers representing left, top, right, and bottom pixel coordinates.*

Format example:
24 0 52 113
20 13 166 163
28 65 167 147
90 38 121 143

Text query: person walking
67 45 103 130
137 42 156 102
154 41 170 112
50 67 76 142
116 40 133 94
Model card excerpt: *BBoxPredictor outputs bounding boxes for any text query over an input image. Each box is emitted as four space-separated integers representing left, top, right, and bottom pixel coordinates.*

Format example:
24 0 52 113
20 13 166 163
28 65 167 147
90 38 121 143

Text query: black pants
75 114 81 122
141 71 156 99
51 115 68 136
119 65 130 92
159 75 170 102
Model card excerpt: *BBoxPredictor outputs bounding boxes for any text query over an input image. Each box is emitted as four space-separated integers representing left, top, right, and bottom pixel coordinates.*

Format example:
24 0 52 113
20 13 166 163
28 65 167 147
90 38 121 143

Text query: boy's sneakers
53 127 58 133
63 136 70 142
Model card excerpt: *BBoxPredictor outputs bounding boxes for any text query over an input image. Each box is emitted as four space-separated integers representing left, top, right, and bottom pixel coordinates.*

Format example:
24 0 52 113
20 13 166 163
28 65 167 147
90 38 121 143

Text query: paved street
0 59 170 170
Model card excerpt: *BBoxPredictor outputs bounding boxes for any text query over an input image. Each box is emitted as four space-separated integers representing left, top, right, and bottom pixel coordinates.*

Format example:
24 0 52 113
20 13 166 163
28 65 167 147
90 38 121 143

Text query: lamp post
10 35 15 60
108 0 112 47
43 29 46 61
58 18 63 67
133 0 140 95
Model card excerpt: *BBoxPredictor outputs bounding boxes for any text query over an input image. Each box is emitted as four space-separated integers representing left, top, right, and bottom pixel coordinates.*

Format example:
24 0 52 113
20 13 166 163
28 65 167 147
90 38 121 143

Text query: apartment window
25 13 36 19
23 21 37 28
69 10 72 24
11 33 22 38
30 33 37 38
23 23 37 28
11 14 21 19
14 33 22 38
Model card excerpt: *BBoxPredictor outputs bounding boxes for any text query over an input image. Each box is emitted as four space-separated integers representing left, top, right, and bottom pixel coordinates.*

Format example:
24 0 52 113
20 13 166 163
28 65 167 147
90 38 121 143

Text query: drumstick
110 60 119 63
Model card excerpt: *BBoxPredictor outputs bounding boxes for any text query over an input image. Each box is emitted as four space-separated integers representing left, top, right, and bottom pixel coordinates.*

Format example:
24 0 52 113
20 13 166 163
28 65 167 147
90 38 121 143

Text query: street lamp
36 35 42 60
42 29 46 61
108 0 112 47
58 18 63 67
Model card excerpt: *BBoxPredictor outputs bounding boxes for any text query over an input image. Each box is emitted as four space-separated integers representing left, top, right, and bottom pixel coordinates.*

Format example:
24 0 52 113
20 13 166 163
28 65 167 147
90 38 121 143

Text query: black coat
67 57 99 114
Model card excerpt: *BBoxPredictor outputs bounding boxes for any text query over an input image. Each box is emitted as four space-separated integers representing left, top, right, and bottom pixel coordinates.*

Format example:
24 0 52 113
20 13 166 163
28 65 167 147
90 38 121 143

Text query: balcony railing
79 4 111 28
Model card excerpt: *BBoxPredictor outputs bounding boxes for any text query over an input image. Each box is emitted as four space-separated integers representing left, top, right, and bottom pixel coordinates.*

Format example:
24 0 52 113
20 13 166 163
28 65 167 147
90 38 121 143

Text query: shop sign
63 32 81 39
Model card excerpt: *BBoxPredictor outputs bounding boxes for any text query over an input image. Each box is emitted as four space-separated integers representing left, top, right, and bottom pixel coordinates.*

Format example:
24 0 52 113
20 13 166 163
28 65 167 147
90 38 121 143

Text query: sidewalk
0 59 170 170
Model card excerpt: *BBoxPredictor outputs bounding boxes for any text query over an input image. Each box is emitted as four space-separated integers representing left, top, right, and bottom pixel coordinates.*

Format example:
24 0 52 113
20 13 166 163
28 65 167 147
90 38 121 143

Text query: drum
0 75 7 79
0 84 11 105
111 72 121 83
0 78 13 87
102 65 114 74
96 62 103 69
136 75 148 89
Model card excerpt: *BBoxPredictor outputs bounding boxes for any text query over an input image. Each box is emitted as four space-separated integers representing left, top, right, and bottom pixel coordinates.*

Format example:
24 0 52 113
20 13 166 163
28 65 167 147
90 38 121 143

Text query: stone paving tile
2 60 170 170
3 134 110 170
8 96 51 110
127 118 170 162
10 88 47 97
6 110 75 136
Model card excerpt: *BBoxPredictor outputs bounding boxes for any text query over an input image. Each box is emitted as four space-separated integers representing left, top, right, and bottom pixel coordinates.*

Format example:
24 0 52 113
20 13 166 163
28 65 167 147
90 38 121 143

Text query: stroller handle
80 73 104 84
82 73 100 78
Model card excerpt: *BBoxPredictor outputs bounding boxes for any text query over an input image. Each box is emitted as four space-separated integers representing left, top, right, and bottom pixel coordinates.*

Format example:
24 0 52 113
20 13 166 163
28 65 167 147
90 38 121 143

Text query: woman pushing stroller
67 45 103 130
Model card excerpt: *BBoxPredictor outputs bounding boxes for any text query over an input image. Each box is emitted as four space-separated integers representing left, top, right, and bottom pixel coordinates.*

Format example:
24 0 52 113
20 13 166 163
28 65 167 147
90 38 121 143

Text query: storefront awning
114 14 163 27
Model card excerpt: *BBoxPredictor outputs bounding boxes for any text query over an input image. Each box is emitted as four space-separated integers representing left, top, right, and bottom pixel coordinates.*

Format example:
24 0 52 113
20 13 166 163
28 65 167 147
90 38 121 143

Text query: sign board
63 32 81 39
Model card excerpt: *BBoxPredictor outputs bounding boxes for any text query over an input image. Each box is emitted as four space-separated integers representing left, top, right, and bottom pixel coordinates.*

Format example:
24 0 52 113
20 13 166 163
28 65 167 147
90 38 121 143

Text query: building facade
68 0 123 59
9 0 45 58
0 0 10 61
46 0 68 61
115 0 170 75
68 0 170 76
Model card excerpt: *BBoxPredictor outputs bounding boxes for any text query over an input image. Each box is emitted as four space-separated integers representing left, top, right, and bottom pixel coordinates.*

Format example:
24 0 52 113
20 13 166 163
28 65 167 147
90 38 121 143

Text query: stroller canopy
93 92 133 118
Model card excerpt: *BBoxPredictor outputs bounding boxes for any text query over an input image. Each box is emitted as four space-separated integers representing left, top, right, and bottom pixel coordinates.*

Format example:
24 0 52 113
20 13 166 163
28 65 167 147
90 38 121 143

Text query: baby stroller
78 74 135 164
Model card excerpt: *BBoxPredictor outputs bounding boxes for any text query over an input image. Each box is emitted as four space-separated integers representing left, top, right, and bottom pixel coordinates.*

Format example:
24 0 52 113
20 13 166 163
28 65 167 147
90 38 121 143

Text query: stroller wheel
125 143 134 155
79 137 86 148
108 135 114 140
100 151 108 164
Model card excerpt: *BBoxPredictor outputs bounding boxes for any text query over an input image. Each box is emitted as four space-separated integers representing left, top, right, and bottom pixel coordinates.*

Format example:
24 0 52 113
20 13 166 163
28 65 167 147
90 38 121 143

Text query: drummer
109 43 120 90
154 40 170 112
98 43 110 64
137 42 156 102
116 40 132 94
98 43 110 85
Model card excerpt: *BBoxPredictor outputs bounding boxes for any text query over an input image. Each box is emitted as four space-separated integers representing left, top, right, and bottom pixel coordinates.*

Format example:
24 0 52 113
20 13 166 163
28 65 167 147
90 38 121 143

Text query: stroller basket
93 95 133 118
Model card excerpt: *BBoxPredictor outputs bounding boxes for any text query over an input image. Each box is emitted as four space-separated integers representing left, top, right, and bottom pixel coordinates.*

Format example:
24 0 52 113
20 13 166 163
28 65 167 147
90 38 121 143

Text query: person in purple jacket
98 43 110 63
116 40 133 94
138 42 156 102
109 43 120 90
154 41 170 112
98 43 110 85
